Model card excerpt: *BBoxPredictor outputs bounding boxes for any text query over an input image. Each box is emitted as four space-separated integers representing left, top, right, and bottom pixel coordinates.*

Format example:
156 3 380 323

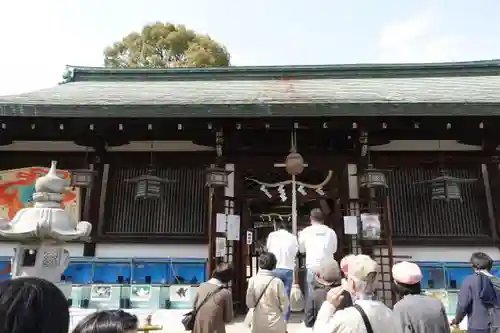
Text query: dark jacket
455 272 497 330
393 294 450 333
304 278 353 327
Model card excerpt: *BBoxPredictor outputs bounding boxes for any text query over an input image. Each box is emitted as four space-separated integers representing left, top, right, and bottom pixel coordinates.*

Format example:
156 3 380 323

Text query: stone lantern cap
0 161 92 241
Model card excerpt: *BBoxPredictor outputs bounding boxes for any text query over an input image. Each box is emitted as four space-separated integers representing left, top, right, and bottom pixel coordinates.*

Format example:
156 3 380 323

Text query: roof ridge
67 59 500 72
66 60 500 82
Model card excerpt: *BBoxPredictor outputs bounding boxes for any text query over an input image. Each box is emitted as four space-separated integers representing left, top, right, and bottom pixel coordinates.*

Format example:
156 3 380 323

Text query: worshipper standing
313 254 395 333
0 277 70 333
392 261 450 333
298 208 338 299
451 252 499 333
72 310 139 333
246 252 289 333
304 259 353 328
267 219 299 323
192 262 234 333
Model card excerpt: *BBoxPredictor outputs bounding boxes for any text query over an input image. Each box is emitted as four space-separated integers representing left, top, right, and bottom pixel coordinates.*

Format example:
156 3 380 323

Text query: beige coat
246 270 289 333
192 280 233 333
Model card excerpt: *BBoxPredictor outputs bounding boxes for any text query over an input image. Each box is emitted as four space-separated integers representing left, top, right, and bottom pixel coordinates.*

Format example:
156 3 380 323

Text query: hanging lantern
70 169 96 188
125 170 173 200
359 165 389 188
205 167 231 188
416 171 476 202
430 179 462 201
285 152 305 176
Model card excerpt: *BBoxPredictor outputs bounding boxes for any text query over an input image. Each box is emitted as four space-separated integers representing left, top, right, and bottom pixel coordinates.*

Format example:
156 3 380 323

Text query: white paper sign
360 213 381 240
216 213 227 233
343 216 358 235
215 237 226 257
227 214 240 241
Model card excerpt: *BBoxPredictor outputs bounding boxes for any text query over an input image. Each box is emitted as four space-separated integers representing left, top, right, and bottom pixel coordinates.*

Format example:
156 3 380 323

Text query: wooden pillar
83 145 107 257
486 158 500 243
208 129 226 277
482 138 500 244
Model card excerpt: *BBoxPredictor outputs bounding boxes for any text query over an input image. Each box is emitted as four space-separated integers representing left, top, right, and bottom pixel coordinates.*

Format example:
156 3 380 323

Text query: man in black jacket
304 259 353 327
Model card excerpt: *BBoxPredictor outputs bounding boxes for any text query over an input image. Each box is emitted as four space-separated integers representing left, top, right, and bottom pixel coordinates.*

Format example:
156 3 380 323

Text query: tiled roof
2 61 500 117
1 75 500 106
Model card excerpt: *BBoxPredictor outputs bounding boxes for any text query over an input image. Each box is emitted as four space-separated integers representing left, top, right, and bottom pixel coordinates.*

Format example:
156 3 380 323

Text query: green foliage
60 68 74 84
103 22 230 68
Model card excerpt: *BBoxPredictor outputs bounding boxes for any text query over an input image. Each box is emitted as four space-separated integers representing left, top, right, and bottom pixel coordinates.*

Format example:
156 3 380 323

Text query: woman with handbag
190 263 234 333
246 252 289 333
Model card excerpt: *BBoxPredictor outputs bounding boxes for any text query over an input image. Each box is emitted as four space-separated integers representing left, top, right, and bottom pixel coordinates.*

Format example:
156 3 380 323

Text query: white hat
392 261 422 285
340 254 355 275
347 255 378 281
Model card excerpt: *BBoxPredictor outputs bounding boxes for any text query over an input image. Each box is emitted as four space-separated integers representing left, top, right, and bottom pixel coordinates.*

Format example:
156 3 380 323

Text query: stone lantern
0 161 91 297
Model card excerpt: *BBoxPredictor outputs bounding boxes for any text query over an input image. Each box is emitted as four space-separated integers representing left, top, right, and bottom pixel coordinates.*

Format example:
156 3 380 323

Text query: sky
0 0 499 96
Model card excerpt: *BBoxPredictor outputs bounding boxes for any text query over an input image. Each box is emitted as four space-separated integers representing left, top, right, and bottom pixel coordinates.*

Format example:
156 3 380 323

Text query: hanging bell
285 152 305 176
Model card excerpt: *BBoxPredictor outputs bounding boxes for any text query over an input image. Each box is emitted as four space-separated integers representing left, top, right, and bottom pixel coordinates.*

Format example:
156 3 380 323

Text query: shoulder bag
182 286 223 331
353 304 374 333
244 277 275 329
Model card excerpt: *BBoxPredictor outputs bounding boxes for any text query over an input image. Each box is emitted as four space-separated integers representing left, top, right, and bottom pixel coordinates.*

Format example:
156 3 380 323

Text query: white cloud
376 12 461 63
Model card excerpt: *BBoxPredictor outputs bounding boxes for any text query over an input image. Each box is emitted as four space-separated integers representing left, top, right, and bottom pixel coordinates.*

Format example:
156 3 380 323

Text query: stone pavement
70 308 307 333
210 314 306 333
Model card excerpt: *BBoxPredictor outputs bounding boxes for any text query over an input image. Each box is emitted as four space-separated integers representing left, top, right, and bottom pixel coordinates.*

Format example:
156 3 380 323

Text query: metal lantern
285 152 305 176
205 167 231 188
70 169 95 188
125 170 173 200
430 180 462 201
359 165 389 188
416 171 476 202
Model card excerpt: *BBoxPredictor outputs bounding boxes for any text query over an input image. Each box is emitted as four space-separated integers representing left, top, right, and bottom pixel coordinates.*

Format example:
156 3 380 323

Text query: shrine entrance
234 163 345 312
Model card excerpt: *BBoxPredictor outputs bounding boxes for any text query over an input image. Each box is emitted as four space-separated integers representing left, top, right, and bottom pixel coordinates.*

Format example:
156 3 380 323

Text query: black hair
392 281 422 297
259 252 277 270
0 277 70 333
212 263 233 283
72 310 138 333
471 252 493 271
276 219 290 232
310 208 324 223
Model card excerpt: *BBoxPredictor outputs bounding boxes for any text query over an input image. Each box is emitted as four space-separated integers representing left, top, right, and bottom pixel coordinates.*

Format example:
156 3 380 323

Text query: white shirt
266 229 298 270
313 299 395 333
298 223 337 269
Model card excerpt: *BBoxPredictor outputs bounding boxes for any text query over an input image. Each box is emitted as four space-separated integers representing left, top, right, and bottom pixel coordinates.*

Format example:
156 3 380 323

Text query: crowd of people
1 208 500 333
191 208 500 333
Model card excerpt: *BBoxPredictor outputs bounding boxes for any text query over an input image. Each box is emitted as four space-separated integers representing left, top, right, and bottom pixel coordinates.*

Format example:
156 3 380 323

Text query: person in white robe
298 208 338 299
313 254 396 333
246 252 289 333
267 220 298 322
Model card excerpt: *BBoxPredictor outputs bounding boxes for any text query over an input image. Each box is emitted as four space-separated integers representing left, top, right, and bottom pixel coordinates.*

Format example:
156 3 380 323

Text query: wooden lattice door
213 196 243 308
338 197 396 307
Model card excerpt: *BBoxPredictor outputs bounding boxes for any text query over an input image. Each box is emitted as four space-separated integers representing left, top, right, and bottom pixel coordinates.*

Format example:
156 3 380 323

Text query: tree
103 22 230 68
